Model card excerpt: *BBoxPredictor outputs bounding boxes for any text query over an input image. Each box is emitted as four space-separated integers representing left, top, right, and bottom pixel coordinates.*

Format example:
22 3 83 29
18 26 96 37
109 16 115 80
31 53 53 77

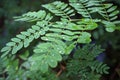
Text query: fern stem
51 3 71 20
99 0 110 21
70 19 82 21
79 1 92 19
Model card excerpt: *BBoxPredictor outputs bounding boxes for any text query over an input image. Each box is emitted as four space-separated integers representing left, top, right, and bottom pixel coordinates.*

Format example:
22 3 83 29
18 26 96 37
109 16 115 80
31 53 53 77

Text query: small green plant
66 44 109 80
0 0 120 80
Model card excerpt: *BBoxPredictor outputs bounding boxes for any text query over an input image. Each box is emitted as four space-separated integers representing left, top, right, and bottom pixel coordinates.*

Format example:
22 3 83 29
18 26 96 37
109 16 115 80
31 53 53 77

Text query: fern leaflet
14 10 53 22
1 21 50 58
42 1 75 19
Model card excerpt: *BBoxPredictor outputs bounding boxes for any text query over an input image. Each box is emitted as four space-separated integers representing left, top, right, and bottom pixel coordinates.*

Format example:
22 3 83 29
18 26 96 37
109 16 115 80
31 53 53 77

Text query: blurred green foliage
0 0 120 80
0 0 55 49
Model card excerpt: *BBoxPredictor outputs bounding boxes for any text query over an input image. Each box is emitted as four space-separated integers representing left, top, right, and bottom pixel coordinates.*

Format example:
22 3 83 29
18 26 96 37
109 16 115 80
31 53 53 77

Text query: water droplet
59 51 62 53
62 37 65 39
60 23 63 25
43 37 48 40
77 3 80 5
40 50 43 52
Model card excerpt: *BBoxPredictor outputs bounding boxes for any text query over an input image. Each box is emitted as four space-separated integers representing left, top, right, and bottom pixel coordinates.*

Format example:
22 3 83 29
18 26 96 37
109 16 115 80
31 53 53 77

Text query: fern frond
67 44 109 79
27 18 98 73
28 42 63 73
87 72 101 80
99 3 119 22
0 0 117 79
69 0 120 32
1 21 49 58
90 61 110 74
49 18 97 43
52 18 98 30
41 37 67 54
41 36 77 55
69 0 109 18
99 3 120 32
69 0 92 18
14 10 53 22
95 2 120 32
76 19 98 30
40 18 97 56
73 44 104 60
42 1 75 18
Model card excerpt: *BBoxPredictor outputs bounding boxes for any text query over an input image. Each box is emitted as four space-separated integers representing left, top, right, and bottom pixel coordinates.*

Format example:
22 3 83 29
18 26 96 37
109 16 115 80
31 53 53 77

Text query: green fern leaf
14 10 53 22
76 19 98 30
1 47 11 52
42 1 75 18
1 21 49 57
29 42 62 73
65 42 76 54
69 0 120 32
102 21 116 32
41 37 67 54
90 61 110 74
77 32 91 43
100 4 119 22
69 0 92 18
